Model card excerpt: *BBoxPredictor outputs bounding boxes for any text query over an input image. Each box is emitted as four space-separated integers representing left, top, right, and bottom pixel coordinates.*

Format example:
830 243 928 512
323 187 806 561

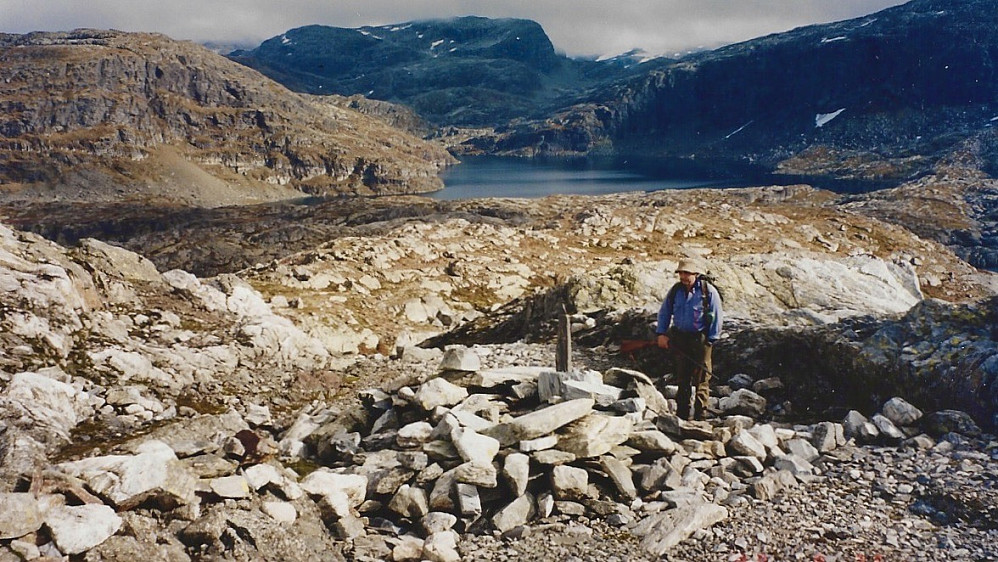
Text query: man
656 258 723 421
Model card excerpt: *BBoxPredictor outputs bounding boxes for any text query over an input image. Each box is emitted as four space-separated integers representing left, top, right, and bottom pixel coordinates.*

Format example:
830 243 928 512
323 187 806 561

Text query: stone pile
269 347 984 560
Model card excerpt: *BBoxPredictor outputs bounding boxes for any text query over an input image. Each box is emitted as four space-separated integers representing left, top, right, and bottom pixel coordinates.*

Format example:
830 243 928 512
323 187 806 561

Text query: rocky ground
2 161 998 560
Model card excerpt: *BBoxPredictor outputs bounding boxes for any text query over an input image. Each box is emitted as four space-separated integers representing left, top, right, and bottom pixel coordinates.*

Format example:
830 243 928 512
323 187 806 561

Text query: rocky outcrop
0 30 455 205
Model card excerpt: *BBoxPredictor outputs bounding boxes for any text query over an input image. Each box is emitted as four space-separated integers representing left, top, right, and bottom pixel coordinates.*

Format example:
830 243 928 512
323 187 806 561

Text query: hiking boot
676 408 690 421
693 404 705 421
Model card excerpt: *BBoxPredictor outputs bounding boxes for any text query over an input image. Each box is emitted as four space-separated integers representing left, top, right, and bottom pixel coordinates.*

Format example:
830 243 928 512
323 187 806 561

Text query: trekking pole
618 339 714 377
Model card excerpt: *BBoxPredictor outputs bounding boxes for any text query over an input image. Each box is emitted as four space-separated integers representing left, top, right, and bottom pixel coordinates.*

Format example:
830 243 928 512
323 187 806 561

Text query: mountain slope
229 17 657 127
0 29 455 205
462 0 998 181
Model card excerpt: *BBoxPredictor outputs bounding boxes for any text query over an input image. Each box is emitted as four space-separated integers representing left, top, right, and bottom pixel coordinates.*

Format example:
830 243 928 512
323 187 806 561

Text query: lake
428 156 733 200
427 156 895 200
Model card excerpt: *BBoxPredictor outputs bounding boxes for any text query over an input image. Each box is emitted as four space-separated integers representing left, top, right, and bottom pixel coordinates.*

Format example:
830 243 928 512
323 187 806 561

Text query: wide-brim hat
675 258 705 274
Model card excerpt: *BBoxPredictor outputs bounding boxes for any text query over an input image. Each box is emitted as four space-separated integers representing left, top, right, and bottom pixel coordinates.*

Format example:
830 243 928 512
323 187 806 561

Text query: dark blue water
427 156 896 200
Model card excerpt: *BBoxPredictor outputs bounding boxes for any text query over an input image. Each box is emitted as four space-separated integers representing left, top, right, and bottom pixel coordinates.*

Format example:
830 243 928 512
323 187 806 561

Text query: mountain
0 29 455 206
229 17 660 127
468 0 998 182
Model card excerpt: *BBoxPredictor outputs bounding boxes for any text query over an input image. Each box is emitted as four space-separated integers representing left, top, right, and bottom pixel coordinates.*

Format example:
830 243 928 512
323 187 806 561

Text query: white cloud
0 0 908 57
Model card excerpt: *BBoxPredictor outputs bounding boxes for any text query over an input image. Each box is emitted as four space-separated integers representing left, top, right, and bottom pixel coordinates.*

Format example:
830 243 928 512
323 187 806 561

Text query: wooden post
556 305 571 373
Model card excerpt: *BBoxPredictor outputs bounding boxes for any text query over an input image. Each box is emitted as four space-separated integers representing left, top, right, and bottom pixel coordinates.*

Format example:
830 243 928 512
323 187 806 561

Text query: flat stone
469 366 546 388
557 414 633 459
627 430 677 455
454 461 498 488
492 493 536 533
450 427 500 465
632 502 728 556
421 512 458 535
600 456 637 500
482 398 594 447
551 465 589 500
538 370 603 402
262 501 297 524
519 435 559 452
397 421 434 448
456 483 482 517
532 449 577 465
210 475 250 498
728 430 767 460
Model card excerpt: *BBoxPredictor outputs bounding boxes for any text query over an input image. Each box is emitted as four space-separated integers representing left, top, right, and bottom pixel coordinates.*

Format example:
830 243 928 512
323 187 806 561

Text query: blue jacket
656 278 723 343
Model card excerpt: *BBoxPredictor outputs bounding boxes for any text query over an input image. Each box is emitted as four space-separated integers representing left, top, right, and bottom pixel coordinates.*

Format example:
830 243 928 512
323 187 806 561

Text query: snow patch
815 109 846 128
387 24 412 32
990 116 998 122
431 39 445 49
821 36 847 44
358 30 383 40
725 121 754 139
280 35 291 45
859 18 877 27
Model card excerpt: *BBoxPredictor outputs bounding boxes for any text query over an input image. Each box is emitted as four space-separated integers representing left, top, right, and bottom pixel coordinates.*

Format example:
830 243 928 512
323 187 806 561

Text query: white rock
243 463 284 491
632 502 728 556
450 427 500 465
46 504 122 555
727 430 767 461
0 493 62 539
551 465 589 500
503 453 531 497
439 347 481 372
454 461 498 488
493 493 536 533
210 475 250 499
415 378 469 411
398 421 435 448
389 484 430 519
262 501 297 524
422 530 461 562
56 440 197 510
300 470 367 515
483 398 595 447
556 414 633 459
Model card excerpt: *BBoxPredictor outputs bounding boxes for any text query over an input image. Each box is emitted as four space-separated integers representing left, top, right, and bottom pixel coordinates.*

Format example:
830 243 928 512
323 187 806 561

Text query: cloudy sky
1 0 908 58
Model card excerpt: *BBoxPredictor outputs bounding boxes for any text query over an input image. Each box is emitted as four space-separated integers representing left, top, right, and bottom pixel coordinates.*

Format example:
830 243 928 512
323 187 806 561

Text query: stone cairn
0 346 980 560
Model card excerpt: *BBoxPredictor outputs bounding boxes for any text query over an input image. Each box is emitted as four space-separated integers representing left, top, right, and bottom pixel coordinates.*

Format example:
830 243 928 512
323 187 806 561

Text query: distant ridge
467 0 998 180
229 17 661 127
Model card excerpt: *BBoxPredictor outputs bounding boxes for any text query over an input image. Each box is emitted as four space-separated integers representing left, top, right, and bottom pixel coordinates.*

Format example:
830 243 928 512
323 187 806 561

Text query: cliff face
0 30 455 205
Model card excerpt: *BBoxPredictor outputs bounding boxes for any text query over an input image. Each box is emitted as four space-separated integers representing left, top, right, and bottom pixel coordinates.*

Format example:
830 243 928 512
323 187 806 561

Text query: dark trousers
669 330 712 419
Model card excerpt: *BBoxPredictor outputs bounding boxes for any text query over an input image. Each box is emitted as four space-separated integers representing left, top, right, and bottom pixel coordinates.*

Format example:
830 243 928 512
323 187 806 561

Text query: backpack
665 275 722 336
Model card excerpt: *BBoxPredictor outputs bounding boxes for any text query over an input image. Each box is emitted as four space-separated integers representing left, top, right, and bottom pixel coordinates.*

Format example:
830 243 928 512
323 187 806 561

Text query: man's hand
657 334 670 350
